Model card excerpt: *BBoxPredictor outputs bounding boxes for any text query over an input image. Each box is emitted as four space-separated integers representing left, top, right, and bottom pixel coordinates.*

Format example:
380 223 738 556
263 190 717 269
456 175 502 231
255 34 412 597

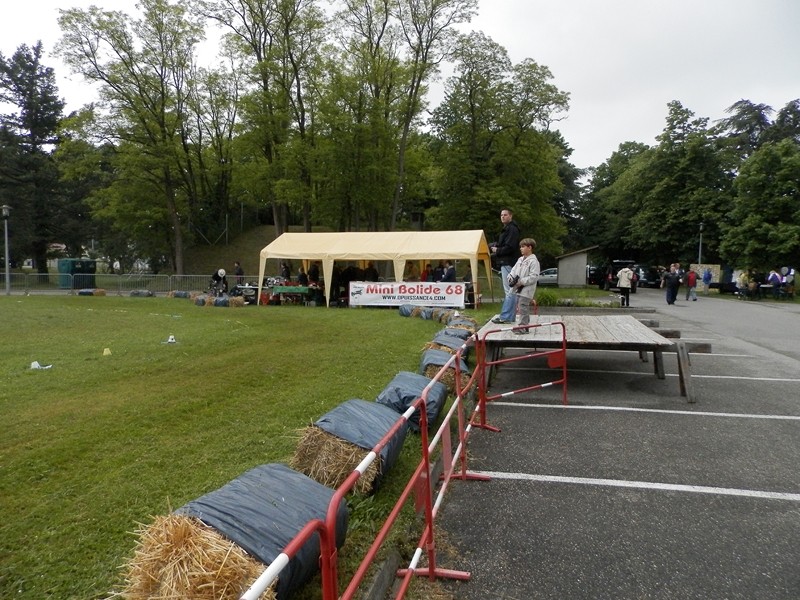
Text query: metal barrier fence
0 273 219 296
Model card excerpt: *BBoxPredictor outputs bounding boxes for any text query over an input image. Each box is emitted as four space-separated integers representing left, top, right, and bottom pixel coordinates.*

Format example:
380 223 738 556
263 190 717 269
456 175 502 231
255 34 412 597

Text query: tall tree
57 0 207 273
427 31 568 256
720 138 800 270
389 0 477 229
0 42 67 271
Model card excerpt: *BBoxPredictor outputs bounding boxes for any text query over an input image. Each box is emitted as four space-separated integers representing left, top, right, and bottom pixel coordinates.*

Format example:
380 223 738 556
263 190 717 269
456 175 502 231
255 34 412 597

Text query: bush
535 288 559 306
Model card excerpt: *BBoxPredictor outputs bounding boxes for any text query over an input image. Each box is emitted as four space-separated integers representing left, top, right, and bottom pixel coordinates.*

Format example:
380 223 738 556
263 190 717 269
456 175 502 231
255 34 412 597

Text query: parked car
635 266 662 288
586 265 602 286
539 267 558 286
600 259 638 293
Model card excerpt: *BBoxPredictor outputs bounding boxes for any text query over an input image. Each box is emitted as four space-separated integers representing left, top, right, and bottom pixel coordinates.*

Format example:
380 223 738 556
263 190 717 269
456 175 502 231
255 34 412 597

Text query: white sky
2 0 798 170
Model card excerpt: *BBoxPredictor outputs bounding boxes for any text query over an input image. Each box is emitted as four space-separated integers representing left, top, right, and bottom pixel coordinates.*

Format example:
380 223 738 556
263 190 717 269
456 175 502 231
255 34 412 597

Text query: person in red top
685 268 698 301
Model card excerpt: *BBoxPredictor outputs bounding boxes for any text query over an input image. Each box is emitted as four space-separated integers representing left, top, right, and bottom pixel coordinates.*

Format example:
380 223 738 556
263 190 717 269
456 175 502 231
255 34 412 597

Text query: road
436 287 800 600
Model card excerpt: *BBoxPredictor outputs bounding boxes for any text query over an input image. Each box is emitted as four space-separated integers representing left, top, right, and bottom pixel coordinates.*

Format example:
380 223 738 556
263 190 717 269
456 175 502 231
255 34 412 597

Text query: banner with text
348 281 466 308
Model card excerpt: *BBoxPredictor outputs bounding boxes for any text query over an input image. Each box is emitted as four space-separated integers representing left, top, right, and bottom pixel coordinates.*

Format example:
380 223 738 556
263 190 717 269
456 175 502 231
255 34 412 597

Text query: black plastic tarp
376 371 448 432
177 463 348 600
419 348 470 375
431 331 470 359
439 326 473 340
314 399 408 490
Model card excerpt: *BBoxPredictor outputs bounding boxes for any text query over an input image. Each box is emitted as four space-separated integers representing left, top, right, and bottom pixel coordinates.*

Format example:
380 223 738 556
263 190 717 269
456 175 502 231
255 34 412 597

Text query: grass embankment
0 295 499 599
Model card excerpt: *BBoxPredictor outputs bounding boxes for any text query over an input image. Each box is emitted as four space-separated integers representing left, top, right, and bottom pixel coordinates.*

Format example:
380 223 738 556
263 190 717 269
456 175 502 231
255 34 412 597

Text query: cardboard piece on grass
30 360 53 370
103 348 112 356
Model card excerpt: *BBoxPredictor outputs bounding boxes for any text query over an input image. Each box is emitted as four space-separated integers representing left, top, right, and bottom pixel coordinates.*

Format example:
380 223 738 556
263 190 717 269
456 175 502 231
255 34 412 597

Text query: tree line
1 0 798 275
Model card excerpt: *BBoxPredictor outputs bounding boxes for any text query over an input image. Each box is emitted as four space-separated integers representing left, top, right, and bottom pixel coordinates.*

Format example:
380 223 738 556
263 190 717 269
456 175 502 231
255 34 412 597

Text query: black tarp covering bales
177 463 348 600
445 316 477 332
439 327 472 340
376 371 449 432
419 348 470 375
431 331 470 359
314 399 408 490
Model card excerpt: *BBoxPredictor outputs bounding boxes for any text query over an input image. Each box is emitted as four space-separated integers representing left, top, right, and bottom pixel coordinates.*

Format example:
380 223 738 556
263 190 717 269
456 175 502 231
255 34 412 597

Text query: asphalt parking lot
437 288 800 599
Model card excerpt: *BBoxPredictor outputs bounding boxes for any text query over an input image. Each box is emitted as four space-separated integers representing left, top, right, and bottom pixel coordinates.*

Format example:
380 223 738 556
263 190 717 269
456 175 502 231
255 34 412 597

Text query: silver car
539 268 558 286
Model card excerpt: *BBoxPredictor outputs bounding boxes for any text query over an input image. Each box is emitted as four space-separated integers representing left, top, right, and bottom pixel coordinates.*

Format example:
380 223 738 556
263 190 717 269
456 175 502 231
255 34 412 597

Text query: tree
427 31 568 256
389 0 478 229
0 42 67 271
720 138 800 270
58 0 210 274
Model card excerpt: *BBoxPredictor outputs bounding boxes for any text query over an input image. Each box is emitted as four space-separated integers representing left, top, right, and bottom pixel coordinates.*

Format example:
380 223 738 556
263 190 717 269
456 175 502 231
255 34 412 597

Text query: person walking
662 263 681 305
616 263 634 307
490 208 522 324
506 238 540 334
685 268 698 301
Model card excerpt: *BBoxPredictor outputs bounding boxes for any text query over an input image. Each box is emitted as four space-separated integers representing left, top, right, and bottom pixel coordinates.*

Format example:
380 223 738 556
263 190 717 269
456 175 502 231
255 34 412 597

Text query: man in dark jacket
490 208 522 323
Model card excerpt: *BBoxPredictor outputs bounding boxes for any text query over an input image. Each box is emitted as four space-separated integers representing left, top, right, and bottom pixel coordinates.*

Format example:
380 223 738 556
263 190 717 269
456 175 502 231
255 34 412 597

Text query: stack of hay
419 348 471 394
119 463 348 600
291 399 408 495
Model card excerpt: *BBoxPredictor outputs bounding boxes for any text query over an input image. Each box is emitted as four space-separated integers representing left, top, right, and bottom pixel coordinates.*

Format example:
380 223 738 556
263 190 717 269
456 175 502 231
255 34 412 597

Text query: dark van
601 260 638 293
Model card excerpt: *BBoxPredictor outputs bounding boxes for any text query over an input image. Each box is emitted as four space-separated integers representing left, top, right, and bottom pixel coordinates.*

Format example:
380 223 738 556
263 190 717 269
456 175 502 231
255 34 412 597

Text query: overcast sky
2 0 798 170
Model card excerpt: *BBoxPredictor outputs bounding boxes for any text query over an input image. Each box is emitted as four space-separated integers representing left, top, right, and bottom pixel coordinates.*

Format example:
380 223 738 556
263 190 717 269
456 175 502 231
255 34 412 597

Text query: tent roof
259 230 492 262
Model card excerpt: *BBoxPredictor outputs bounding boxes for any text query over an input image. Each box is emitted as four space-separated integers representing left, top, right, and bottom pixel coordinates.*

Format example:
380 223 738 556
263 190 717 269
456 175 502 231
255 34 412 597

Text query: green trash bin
57 259 97 289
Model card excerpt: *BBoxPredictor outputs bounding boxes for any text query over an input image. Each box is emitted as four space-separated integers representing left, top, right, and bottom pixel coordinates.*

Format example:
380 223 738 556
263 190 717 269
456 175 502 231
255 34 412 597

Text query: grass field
0 295 497 599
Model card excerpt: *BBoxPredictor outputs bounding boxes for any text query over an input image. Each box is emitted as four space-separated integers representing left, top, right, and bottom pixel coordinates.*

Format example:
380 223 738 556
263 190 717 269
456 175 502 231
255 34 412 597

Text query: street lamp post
2 205 10 295
697 221 704 266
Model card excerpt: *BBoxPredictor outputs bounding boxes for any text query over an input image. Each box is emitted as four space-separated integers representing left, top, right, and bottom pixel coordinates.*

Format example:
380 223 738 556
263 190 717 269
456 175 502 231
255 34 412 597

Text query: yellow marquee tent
257 231 494 306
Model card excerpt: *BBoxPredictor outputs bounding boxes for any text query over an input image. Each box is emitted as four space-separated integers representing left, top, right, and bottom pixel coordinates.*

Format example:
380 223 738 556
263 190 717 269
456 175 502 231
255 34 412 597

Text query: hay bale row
129 289 154 297
120 513 273 600
167 290 192 298
191 294 246 307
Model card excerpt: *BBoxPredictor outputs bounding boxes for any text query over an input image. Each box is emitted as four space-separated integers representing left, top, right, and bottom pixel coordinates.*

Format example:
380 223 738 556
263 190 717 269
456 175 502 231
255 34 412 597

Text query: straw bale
410 306 424 318
93 288 108 296
423 342 457 355
118 513 275 600
423 365 470 395
229 296 246 308
205 294 215 306
290 426 380 495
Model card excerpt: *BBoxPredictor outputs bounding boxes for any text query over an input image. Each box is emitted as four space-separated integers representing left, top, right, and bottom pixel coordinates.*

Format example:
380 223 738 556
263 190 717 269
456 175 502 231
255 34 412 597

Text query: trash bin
57 258 97 289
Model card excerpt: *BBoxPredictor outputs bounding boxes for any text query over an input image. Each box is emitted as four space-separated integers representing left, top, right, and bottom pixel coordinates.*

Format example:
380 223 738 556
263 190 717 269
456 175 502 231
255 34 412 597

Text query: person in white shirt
617 264 634 307
507 238 540 334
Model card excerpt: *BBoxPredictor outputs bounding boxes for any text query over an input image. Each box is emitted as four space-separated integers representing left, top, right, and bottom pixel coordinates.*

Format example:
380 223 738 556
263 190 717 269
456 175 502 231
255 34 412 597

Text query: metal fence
0 273 219 296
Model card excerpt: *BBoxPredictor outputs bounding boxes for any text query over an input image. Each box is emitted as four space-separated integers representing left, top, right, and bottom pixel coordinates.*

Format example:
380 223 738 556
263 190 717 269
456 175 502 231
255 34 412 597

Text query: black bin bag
376 371 448 432
315 399 408 491
177 463 348 600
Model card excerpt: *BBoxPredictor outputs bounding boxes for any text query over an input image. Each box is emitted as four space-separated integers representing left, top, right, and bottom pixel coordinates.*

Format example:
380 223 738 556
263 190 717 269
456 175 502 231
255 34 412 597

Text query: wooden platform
477 314 701 402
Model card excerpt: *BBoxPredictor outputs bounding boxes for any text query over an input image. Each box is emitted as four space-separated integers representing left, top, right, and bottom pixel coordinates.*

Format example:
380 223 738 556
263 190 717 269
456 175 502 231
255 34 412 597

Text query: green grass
0 295 499 599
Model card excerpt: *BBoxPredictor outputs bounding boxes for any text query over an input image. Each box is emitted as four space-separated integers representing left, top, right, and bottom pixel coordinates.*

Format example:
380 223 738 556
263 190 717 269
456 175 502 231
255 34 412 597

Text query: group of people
209 261 245 296
736 267 795 300
406 260 457 282
489 209 540 334
660 264 711 305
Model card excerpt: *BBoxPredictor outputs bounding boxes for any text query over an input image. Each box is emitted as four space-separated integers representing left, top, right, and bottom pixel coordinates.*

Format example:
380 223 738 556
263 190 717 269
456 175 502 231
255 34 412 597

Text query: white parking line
492 402 800 420
505 366 800 383
472 470 800 502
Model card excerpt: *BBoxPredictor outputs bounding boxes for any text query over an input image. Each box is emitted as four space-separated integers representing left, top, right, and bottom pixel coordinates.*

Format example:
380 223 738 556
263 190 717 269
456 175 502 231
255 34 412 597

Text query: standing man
234 261 245 285
702 267 713 295
662 263 681 305
490 208 522 324
617 263 634 307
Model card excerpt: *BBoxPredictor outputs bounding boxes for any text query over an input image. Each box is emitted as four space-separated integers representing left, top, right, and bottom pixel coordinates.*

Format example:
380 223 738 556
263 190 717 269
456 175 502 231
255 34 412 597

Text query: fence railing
0 273 224 296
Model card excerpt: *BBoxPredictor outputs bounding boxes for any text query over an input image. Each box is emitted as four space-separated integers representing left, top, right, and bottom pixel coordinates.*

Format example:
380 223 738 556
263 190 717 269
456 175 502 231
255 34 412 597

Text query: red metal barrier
241 323 563 600
475 320 568 431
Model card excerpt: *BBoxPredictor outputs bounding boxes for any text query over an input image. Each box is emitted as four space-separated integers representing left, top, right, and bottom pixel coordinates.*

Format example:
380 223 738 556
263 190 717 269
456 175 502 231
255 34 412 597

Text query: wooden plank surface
478 315 675 352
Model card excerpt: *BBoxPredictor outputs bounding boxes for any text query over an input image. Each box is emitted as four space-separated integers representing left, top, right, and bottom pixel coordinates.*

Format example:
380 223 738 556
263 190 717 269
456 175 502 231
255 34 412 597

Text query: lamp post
2 205 10 295
697 221 704 266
